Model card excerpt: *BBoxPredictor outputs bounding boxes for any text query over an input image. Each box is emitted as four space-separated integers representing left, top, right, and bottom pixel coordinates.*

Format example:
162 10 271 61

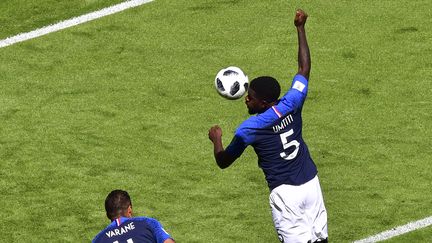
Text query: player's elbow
215 157 230 169
216 160 230 169
215 152 235 169
298 66 310 79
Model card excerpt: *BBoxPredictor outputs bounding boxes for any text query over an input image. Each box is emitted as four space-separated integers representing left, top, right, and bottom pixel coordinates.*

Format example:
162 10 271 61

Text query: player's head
105 190 133 221
245 76 281 114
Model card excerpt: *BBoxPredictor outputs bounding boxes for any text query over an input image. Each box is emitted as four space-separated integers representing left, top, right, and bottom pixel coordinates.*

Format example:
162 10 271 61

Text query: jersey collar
110 216 129 227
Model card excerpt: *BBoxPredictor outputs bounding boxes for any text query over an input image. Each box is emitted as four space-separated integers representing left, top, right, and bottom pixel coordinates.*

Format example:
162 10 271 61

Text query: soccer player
208 9 328 243
92 190 175 243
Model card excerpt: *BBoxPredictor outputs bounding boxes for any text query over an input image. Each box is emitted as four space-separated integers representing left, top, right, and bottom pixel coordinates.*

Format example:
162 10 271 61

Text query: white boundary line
0 0 154 48
353 216 432 243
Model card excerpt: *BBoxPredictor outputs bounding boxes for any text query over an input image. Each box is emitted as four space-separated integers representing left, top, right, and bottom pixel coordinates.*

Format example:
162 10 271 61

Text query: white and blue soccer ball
214 66 249 100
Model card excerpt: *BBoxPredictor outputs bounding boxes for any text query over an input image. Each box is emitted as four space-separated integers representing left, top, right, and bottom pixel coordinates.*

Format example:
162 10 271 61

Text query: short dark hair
105 190 132 220
249 76 281 103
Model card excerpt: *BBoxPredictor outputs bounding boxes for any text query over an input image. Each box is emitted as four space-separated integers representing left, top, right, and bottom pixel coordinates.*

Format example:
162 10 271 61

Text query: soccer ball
214 66 249 100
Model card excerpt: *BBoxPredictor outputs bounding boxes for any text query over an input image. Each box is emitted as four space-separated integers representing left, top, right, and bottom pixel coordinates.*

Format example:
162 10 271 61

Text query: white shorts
269 175 328 243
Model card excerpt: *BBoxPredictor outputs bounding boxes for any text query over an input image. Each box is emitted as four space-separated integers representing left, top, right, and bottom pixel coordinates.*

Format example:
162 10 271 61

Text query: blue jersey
92 217 173 243
225 74 317 190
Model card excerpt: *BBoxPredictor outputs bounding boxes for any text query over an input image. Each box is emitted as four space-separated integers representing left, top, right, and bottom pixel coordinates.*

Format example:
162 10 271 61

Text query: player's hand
208 125 222 143
294 9 308 27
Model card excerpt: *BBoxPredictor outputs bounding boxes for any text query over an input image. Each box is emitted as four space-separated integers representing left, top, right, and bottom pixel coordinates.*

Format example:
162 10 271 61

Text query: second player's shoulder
92 229 106 243
92 223 116 243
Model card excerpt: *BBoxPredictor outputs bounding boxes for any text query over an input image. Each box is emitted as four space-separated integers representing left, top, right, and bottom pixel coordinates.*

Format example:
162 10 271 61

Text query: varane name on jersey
93 217 172 243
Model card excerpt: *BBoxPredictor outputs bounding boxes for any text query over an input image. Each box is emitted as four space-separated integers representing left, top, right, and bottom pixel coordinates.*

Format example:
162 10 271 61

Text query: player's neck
259 103 276 114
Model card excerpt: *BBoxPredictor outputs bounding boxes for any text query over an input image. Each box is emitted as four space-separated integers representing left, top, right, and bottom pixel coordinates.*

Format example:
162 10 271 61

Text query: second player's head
105 189 133 221
245 76 281 114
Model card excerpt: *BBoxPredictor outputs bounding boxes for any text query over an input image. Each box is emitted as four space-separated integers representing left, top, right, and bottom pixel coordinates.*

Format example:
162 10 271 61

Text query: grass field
0 0 431 242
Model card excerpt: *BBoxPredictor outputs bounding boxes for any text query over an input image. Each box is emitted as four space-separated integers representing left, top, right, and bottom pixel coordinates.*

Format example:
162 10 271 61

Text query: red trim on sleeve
272 106 282 118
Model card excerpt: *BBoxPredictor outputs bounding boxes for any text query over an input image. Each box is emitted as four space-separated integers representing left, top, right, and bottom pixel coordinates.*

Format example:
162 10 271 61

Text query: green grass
0 0 431 242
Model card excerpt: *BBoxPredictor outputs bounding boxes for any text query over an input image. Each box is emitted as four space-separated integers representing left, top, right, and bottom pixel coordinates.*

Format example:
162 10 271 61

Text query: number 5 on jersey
279 129 300 160
113 239 133 243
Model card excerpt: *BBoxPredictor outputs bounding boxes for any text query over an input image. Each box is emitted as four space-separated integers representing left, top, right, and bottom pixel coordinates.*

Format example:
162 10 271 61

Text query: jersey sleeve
225 119 257 159
271 74 309 117
225 135 248 159
146 218 173 243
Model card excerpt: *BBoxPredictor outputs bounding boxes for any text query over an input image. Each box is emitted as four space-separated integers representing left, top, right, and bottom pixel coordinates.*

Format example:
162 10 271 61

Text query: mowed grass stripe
0 0 126 39
0 0 154 48
354 216 432 243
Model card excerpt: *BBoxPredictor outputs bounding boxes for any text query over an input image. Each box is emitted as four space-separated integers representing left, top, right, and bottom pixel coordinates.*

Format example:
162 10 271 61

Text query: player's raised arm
294 9 310 80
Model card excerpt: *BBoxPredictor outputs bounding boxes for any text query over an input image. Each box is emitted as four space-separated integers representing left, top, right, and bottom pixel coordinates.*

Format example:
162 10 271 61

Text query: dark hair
249 76 281 103
105 190 132 220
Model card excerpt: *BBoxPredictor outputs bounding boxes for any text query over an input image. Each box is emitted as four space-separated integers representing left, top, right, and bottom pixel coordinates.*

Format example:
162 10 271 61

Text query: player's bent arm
164 238 176 243
213 139 237 169
215 152 236 169
209 125 238 169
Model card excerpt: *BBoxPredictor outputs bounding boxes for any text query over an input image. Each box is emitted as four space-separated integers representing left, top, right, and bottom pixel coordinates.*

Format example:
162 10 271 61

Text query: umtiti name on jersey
272 114 294 133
